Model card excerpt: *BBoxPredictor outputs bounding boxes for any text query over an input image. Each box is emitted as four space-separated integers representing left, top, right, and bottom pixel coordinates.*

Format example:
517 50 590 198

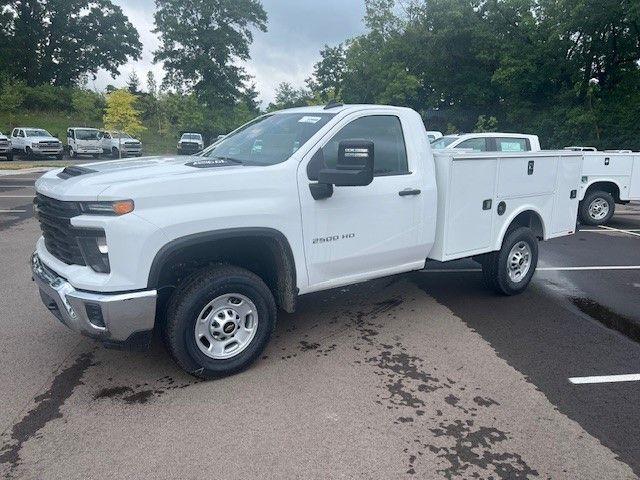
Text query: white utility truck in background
11 127 64 159
31 104 582 378
177 132 205 155
67 127 103 159
432 132 541 152
0 131 12 160
568 149 640 225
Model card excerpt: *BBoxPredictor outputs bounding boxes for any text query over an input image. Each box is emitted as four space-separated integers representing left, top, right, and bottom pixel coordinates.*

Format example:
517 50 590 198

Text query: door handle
399 188 421 196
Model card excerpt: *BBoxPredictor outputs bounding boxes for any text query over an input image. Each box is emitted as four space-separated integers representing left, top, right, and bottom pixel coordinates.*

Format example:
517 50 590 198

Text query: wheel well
150 231 297 313
586 181 620 202
506 210 544 240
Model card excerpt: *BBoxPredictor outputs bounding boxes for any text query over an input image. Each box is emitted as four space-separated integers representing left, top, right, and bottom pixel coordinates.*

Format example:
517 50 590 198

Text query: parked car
431 132 541 152
31 104 582 378
99 131 142 158
0 131 12 161
573 150 640 225
11 127 64 160
177 133 204 155
67 127 102 159
426 130 443 142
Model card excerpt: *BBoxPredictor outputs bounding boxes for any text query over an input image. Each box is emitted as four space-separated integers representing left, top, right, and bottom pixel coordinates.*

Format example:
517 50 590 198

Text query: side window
308 115 408 180
496 137 529 152
19 130 25 138
456 138 488 152
11 129 17 137
68 129 73 139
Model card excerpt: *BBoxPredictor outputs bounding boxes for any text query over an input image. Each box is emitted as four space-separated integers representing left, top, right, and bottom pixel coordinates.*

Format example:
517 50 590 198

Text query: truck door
298 113 428 289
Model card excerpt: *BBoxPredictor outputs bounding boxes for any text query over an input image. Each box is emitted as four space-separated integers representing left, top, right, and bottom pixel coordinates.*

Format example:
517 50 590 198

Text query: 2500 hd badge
312 233 356 244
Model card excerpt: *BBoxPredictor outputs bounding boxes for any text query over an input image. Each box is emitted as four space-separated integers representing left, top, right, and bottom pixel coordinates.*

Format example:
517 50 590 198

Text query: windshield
200 113 335 166
26 129 53 138
111 132 132 139
431 136 458 149
75 129 100 140
182 134 202 141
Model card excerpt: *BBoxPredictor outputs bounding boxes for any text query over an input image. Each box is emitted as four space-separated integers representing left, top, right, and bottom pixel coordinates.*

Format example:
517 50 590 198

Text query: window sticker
500 141 524 152
298 116 322 124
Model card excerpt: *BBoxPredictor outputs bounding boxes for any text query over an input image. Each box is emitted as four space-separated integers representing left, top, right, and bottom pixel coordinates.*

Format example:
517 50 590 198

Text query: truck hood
35 155 246 200
29 136 61 143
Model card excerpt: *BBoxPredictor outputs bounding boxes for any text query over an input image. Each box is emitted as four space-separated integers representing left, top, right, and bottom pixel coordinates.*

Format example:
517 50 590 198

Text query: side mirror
318 140 374 187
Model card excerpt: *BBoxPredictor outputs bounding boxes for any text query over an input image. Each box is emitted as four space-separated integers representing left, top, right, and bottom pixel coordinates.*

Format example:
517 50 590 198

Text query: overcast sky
94 0 367 106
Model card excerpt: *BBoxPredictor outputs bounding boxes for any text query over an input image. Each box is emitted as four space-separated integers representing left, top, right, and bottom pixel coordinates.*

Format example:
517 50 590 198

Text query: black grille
34 194 85 266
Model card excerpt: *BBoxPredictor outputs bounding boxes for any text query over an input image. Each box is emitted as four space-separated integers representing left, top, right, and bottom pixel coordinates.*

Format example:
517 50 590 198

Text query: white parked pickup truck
31 104 582 378
99 131 143 158
431 132 541 152
11 127 64 159
67 127 103 159
0 131 12 161
177 133 205 155
571 150 640 225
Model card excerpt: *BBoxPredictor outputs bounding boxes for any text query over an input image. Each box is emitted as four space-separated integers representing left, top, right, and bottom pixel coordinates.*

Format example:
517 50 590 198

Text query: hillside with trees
0 0 638 153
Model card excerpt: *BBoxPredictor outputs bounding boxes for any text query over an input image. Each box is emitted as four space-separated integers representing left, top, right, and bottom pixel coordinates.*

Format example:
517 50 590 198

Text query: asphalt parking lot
1 171 639 479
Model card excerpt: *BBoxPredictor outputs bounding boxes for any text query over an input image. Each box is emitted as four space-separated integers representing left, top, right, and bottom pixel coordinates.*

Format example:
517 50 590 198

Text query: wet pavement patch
571 297 640 343
0 351 94 474
93 376 199 405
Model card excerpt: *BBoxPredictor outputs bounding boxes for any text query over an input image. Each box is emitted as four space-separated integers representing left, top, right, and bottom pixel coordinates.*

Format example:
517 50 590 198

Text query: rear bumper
31 252 157 349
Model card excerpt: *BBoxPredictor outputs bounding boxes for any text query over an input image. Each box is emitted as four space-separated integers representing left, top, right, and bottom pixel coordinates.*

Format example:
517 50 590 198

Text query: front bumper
32 146 63 156
75 147 102 155
31 253 157 348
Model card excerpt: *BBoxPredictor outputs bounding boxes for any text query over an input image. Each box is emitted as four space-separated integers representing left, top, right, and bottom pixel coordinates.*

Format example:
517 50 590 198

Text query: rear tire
111 147 119 159
579 190 615 225
163 265 277 379
25 147 33 160
482 227 538 296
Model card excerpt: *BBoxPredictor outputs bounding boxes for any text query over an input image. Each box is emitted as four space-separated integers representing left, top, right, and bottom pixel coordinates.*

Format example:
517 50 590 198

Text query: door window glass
456 138 488 152
309 115 408 180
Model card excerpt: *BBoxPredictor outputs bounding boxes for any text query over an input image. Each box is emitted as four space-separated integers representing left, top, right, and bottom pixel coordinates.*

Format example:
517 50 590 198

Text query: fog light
85 304 106 329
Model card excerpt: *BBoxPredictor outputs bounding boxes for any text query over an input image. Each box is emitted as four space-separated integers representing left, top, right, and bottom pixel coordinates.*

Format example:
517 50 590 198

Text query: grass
0 110 178 156
0 160 71 170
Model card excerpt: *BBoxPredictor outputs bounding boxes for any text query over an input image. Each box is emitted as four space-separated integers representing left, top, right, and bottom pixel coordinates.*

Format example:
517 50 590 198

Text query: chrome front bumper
31 253 157 347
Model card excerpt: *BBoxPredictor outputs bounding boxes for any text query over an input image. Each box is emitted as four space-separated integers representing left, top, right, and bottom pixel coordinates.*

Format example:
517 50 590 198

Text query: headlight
79 200 134 216
77 234 110 273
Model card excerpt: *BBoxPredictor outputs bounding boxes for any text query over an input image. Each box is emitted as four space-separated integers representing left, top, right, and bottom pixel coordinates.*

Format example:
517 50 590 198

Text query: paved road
1 172 639 479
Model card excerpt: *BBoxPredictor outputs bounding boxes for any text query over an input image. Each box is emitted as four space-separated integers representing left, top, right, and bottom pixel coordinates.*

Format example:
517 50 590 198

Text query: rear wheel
69 147 77 158
163 265 277 379
111 147 119 159
25 147 33 160
579 190 615 225
482 227 538 296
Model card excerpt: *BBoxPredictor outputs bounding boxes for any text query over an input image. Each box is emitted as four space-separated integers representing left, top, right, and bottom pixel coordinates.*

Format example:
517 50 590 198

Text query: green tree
153 0 267 109
267 83 312 111
0 80 25 127
308 44 346 101
474 115 498 133
103 89 145 137
72 89 102 126
127 71 141 95
0 0 142 86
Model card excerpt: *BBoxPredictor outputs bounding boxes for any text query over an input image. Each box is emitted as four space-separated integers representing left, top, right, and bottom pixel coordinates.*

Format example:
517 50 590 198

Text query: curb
0 167 54 177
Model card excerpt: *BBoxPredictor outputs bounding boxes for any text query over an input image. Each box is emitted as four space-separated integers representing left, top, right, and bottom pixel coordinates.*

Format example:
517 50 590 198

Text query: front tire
111 147 119 159
25 147 33 160
579 190 615 225
481 227 538 296
163 265 277 379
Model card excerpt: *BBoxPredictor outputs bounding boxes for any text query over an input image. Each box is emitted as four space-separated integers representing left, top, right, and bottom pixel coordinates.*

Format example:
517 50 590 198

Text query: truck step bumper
31 252 157 349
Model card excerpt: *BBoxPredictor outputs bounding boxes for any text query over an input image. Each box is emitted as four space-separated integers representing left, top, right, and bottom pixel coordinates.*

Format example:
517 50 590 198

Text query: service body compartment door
445 158 497 256
497 154 557 198
550 155 581 235
630 154 640 200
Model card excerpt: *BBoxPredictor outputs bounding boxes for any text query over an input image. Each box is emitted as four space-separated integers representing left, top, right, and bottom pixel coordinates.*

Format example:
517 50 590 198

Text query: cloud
96 0 366 106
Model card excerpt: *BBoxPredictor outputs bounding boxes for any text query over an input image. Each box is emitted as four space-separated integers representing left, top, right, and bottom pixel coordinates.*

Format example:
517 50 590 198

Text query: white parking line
0 185 35 188
422 266 640 273
599 225 640 238
569 374 640 384
0 195 34 198
0 210 27 213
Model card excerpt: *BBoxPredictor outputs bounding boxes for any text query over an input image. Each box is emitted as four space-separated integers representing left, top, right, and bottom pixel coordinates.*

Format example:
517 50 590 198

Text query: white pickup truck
431 132 541 152
31 104 582 378
99 131 143 158
11 127 64 159
0 131 12 160
564 149 640 225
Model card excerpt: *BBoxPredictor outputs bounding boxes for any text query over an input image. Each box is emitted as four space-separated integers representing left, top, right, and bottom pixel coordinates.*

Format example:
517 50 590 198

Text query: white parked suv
67 127 103 159
426 130 443 142
11 127 64 159
31 104 582 378
0 131 12 161
431 132 541 152
99 131 142 158
177 133 204 155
